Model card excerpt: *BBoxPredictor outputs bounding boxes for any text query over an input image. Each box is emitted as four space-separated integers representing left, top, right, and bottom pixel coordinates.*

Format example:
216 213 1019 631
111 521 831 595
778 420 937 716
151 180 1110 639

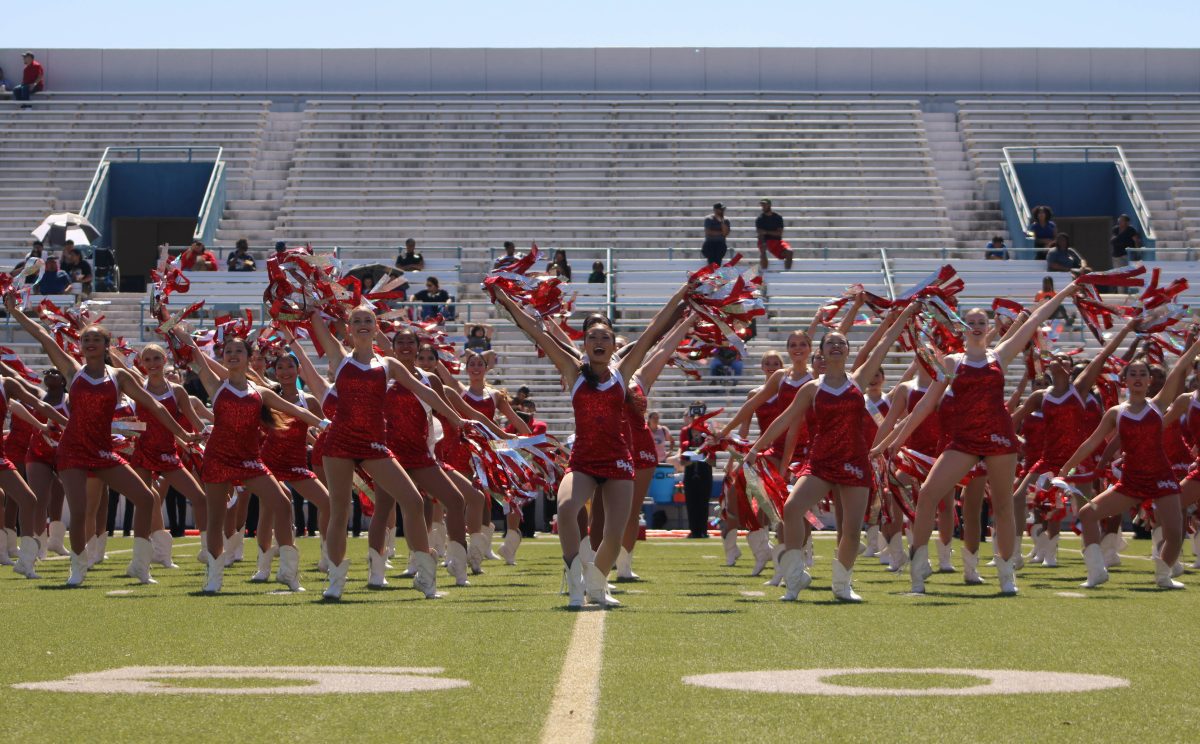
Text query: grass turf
0 533 1194 742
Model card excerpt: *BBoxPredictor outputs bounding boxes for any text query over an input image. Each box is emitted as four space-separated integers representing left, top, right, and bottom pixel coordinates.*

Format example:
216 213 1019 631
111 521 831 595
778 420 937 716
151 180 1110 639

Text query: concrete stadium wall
2 48 1199 93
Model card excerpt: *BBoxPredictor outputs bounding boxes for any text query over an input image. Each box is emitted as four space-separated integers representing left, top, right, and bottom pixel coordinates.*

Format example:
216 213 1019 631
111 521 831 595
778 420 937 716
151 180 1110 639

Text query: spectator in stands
1045 233 1087 276
227 239 257 272
1035 276 1073 324
680 400 715 538
465 324 493 352
60 243 93 296
11 240 43 284
1027 205 1057 260
395 238 425 272
546 249 572 282
0 67 7 94
1110 214 1143 267
513 386 532 412
493 241 522 270
709 345 744 381
587 261 606 284
11 52 44 105
34 256 71 295
755 198 792 271
648 411 674 463
702 202 731 266
274 241 288 256
180 241 218 271
984 235 1009 261
413 276 451 320
506 400 548 436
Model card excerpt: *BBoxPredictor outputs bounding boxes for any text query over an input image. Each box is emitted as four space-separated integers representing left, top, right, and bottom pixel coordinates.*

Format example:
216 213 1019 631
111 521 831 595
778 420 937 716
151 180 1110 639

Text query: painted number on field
14 666 470 695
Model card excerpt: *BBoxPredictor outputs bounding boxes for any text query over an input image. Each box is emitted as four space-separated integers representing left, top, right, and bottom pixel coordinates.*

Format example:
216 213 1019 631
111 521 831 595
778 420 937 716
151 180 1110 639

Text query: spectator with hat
755 198 792 271
12 52 44 104
702 203 731 266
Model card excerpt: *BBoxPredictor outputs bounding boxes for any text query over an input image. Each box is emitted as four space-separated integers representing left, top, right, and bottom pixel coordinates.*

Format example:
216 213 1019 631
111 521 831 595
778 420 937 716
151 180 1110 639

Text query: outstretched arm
1058 408 1119 477
1152 334 1200 409
282 329 331 399
616 283 690 380
306 314 348 375
996 284 1078 366
496 392 532 436
259 387 325 428
745 382 817 465
634 313 698 391
388 359 465 427
1073 318 1137 395
5 381 68 427
115 369 191 439
493 291 583 383
851 305 917 388
716 370 784 439
4 295 80 378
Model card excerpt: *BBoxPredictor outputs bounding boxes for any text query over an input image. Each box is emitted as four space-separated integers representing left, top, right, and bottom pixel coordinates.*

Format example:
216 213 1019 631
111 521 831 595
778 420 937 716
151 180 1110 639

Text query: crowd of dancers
0 246 1197 606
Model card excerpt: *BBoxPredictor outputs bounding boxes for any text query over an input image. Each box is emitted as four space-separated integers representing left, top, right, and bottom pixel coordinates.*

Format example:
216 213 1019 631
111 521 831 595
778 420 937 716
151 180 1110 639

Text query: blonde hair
140 343 167 359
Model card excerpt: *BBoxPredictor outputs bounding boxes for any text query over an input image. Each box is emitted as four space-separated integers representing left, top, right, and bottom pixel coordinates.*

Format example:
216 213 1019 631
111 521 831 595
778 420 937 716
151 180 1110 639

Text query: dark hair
426 276 440 288
517 386 530 396
1042 276 1055 291
1033 205 1054 223
503 241 515 250
1118 214 1130 223
578 314 614 388
405 238 416 247
235 238 249 251
591 261 604 273
391 327 418 344
1055 232 1070 248
991 235 1004 244
818 331 847 352
191 240 205 250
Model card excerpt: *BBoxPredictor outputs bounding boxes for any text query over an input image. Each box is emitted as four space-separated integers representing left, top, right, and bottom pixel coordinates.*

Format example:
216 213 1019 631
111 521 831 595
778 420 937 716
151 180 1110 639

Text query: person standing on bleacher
702 203 730 266
395 238 425 272
755 198 793 271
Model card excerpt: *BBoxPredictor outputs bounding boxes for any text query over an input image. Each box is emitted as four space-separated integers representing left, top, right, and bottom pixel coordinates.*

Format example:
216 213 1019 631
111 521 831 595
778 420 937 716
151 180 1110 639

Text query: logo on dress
989 434 1012 447
842 463 864 480
638 449 656 463
241 460 266 471
616 459 635 475
1157 480 1178 490
370 442 390 454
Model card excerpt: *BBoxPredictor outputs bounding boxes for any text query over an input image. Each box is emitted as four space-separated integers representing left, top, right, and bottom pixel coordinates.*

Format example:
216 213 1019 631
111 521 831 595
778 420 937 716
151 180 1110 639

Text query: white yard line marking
540 609 606 744
44 541 200 561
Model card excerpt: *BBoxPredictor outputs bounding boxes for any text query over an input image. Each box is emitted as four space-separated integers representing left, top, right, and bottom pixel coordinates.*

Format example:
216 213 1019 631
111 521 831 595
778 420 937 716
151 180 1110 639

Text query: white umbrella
31 212 101 246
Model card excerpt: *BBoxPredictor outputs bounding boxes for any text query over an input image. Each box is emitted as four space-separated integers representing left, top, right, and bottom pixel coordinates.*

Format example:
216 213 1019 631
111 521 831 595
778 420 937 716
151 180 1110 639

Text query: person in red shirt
504 402 547 436
13 52 44 103
179 241 218 271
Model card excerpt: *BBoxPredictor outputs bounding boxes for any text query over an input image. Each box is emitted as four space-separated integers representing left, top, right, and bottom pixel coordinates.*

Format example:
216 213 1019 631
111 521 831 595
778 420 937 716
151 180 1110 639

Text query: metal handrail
879 247 897 300
193 160 226 243
78 161 109 219
1001 144 1156 240
96 145 224 164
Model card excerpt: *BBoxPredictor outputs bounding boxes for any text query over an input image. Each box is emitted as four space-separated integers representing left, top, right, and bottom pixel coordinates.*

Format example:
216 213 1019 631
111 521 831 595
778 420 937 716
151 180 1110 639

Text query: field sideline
0 533 1192 743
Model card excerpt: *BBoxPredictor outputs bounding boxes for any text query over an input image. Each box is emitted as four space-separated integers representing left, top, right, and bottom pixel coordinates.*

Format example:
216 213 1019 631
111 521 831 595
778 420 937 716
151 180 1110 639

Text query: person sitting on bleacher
587 261 607 284
180 241 218 271
227 239 257 272
984 235 1009 260
493 241 522 270
11 52 44 105
546 249 572 282
413 276 451 321
34 256 71 295
1027 205 1057 261
465 324 493 352
395 238 425 272
11 240 43 284
60 243 93 296
1045 233 1089 277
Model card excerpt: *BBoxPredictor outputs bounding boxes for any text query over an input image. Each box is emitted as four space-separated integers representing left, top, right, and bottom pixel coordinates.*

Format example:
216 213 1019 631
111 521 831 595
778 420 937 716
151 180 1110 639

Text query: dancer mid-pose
873 283 1077 595
1061 335 1200 589
8 295 195 586
746 304 914 601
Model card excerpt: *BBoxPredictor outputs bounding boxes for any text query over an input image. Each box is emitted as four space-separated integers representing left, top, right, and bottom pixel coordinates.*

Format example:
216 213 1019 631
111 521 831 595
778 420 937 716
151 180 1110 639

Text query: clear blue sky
6 0 1199 48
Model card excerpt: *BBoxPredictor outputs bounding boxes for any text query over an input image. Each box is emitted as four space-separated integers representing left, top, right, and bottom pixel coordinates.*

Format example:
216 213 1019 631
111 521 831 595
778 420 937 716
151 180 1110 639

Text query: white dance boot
1024 525 1042 562
499 530 522 566
831 559 862 602
481 523 500 560
367 548 390 588
722 530 742 566
962 548 985 585
384 530 397 561
446 542 471 586
936 540 955 573
0 528 12 566
66 550 88 587
467 532 487 575
201 552 224 594
863 525 880 558
323 559 350 600
1040 535 1060 567
747 528 772 576
13 535 41 579
197 533 209 563
1080 543 1109 588
1155 557 1185 589
276 545 303 591
126 537 157 584
995 556 1018 595
91 532 109 566
909 545 932 593
225 532 245 565
764 543 786 586
399 551 418 579
151 530 177 568
779 549 812 601
565 556 585 608
250 546 274 582
412 551 441 598
887 533 909 572
1100 532 1122 567
584 562 620 607
615 547 639 580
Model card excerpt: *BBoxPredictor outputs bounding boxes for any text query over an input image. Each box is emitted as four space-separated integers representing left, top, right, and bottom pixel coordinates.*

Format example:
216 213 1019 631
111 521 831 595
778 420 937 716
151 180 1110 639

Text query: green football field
0 533 1192 743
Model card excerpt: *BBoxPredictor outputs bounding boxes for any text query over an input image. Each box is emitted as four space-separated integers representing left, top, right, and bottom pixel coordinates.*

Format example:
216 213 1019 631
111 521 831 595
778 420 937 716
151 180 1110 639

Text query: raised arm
996 284 1077 367
850 307 893 371
615 283 690 380
1163 393 1191 427
495 391 532 436
1006 372 1031 415
259 387 325 428
871 359 952 457
836 293 867 337
851 305 916 388
493 291 583 383
388 359 465 427
171 327 222 396
1152 334 1200 409
282 329 331 399
716 369 784 440
745 381 818 465
5 381 68 427
870 381 911 448
306 314 348 374
1073 318 1136 395
1010 389 1044 431
634 313 697 390
4 295 79 377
